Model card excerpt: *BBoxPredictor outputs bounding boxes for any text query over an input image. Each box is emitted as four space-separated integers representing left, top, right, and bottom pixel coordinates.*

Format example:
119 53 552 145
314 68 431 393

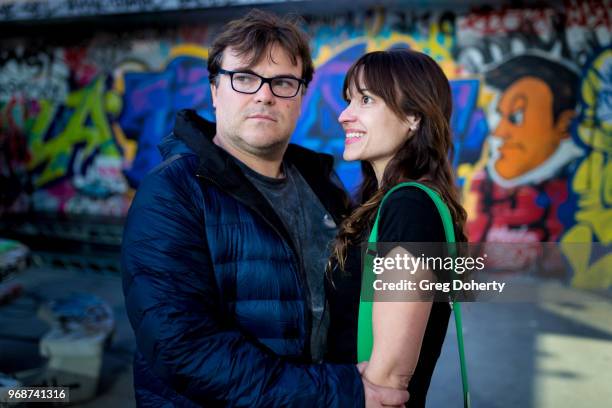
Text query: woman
326 49 468 407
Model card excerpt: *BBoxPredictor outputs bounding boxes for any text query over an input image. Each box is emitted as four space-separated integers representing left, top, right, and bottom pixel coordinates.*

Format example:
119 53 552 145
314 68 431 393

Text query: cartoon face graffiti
485 55 579 181
492 76 574 179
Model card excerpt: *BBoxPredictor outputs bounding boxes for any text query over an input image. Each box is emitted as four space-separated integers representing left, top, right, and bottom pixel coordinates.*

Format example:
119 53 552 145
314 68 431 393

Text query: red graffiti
564 0 612 29
0 97 33 165
0 96 34 212
459 8 556 35
64 47 99 87
178 26 210 44
467 169 569 243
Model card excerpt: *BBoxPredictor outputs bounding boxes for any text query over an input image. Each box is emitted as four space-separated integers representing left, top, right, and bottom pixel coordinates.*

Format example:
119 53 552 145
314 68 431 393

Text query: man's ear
554 109 574 139
210 83 217 109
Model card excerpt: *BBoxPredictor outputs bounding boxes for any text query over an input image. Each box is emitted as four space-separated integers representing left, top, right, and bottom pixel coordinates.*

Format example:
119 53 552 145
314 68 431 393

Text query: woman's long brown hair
330 49 468 272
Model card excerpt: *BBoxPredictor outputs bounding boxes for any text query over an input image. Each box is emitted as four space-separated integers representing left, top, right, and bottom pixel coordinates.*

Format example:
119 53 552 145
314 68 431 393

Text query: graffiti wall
0 2 610 286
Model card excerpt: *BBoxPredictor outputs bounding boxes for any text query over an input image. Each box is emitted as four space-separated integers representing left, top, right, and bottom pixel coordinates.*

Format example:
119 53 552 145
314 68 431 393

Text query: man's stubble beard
226 128 291 161
239 137 288 160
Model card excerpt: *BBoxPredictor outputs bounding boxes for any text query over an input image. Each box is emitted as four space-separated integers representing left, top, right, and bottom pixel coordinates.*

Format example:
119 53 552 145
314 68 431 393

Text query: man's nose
254 81 275 104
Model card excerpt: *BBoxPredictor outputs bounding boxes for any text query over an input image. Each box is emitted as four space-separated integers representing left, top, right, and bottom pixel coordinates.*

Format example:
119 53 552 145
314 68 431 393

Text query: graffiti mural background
0 2 610 286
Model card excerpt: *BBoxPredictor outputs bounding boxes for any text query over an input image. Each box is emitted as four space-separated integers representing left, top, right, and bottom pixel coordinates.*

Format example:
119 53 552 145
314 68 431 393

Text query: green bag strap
357 181 470 408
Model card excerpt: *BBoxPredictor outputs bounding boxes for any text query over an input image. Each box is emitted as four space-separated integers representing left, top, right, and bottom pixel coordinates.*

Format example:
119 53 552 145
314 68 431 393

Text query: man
122 9 408 407
467 54 582 243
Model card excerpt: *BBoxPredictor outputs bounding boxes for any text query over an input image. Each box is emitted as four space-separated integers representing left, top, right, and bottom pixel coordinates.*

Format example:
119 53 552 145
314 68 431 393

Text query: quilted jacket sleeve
121 158 364 407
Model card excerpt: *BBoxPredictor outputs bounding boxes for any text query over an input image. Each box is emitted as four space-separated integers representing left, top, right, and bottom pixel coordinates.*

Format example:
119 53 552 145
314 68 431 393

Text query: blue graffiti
294 43 367 194
119 56 214 187
450 79 489 187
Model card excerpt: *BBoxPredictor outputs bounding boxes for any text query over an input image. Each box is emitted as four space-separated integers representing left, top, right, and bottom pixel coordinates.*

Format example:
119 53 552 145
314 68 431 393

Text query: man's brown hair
208 9 314 87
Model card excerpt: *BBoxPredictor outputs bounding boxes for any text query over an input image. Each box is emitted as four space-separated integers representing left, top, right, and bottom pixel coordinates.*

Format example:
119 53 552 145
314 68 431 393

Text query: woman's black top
326 187 453 408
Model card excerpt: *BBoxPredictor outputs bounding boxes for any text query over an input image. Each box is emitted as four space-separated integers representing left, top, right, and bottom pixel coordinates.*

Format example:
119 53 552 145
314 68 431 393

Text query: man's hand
357 362 409 408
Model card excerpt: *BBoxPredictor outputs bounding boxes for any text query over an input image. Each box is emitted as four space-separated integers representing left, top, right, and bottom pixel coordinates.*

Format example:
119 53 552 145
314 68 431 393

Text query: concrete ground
429 285 612 408
0 266 135 407
1 265 611 407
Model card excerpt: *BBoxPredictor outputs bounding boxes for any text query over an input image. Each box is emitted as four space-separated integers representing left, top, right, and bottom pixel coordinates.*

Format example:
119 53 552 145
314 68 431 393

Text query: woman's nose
338 105 355 124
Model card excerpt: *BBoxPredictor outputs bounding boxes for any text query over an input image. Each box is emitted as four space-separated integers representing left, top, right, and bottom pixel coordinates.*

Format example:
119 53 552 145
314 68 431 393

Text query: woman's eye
361 95 373 104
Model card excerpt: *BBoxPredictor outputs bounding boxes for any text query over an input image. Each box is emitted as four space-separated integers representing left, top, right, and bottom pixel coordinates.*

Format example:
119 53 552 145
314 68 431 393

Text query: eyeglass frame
213 68 306 98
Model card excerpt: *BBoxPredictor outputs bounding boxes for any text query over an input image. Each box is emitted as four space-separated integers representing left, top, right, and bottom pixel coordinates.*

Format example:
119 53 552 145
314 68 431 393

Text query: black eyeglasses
215 68 305 98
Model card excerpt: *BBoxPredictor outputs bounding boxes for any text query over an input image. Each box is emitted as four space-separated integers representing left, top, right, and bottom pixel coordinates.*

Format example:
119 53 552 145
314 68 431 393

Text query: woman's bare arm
363 246 433 390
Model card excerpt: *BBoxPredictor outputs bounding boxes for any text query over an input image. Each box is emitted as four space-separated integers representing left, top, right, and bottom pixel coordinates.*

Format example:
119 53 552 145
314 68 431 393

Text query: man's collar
173 109 335 181
172 109 349 234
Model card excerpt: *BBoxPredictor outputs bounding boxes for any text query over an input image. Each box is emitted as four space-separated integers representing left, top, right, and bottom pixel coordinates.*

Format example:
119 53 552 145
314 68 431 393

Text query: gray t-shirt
237 159 337 362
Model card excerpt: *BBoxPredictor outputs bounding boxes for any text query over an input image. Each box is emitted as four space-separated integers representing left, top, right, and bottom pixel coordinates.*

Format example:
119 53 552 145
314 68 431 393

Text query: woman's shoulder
380 186 440 218
378 186 445 242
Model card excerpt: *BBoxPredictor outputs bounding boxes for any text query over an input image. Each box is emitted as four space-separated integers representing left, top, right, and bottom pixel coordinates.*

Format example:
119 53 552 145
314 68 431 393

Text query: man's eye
509 108 524 125
274 79 295 88
234 74 256 83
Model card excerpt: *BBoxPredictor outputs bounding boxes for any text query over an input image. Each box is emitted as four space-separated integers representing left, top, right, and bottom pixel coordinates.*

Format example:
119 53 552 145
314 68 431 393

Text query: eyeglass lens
232 72 300 97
